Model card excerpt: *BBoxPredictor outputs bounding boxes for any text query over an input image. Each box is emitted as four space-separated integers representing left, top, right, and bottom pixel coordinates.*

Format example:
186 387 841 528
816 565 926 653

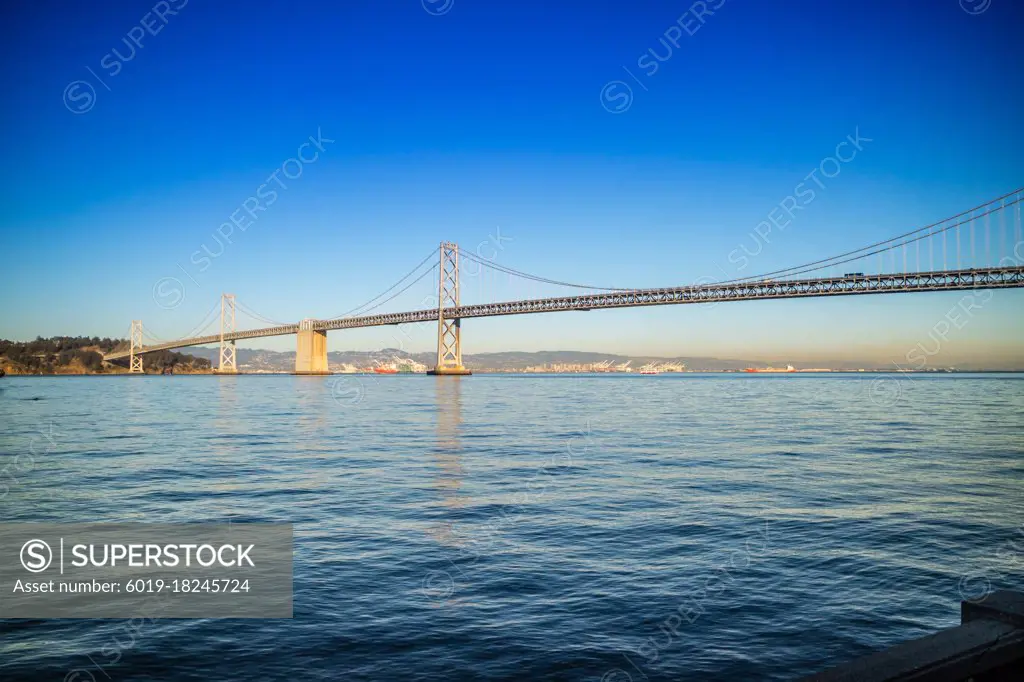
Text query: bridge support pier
295 319 330 375
428 241 471 376
216 293 238 374
129 320 144 373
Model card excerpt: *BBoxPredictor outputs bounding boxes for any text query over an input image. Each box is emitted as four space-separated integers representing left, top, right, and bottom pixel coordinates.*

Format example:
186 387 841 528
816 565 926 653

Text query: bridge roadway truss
105 265 1024 361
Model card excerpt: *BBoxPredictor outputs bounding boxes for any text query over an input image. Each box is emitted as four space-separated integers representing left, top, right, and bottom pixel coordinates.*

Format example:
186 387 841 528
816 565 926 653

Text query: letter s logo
20 539 53 572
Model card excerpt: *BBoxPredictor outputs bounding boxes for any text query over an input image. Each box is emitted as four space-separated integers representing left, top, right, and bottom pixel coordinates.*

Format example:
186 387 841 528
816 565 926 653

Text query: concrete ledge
963 590 1024 629
800 590 1024 682
292 371 332 376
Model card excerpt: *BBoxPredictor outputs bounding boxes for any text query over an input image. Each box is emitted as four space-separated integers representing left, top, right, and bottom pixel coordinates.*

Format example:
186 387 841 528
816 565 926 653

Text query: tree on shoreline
0 337 209 374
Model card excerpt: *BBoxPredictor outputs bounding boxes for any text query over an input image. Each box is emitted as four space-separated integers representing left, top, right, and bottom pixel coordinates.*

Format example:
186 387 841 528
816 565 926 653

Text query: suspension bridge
105 189 1024 375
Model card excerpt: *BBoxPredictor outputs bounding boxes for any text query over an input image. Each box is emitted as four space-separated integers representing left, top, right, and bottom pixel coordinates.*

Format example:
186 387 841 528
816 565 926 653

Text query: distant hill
0 337 211 374
182 346 762 372
3 341 1016 373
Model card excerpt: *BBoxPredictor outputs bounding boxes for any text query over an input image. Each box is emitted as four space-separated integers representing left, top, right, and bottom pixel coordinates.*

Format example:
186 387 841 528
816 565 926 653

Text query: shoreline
3 370 1023 377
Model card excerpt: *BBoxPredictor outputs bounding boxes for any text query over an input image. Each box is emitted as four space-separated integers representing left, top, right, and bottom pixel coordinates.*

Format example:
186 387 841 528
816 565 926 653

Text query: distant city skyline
1 0 1022 368
176 344 1024 372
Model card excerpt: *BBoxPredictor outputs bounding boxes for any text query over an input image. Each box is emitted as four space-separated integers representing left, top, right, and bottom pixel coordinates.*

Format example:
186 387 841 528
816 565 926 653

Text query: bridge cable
461 191 1015 292
733 196 1024 283
459 250 632 292
136 298 223 349
142 330 167 344
724 188 1023 283
460 190 1021 298
176 299 224 343
339 263 440 318
739 199 1020 282
134 188 1024 347
235 300 289 327
325 249 438 320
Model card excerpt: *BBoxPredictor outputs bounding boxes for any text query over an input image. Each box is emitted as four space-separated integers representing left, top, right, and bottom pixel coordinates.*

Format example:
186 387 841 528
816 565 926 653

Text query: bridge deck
105 266 1024 359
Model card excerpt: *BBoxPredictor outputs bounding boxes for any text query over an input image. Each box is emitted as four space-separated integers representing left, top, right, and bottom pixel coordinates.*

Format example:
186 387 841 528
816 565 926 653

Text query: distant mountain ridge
182 347 765 371
0 336 211 375
177 346 1022 372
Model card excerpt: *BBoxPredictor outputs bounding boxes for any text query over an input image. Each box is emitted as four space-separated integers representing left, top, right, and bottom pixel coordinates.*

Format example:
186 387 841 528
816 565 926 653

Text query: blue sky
1 0 1022 365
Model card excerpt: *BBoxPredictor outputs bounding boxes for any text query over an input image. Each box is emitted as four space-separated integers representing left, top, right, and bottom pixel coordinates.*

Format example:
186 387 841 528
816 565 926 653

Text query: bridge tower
295 318 330 375
428 241 471 376
129 320 144 373
217 293 238 374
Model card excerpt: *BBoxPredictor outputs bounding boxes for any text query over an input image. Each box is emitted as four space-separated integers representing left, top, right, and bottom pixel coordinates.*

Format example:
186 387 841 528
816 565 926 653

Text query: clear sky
1 0 1022 367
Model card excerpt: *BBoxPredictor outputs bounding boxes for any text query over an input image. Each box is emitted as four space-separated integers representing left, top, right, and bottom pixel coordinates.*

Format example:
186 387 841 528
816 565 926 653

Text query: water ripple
0 374 1021 681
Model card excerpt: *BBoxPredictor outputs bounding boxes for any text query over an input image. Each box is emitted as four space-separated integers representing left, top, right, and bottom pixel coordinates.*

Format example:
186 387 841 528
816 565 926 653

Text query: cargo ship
373 359 399 374
744 364 796 373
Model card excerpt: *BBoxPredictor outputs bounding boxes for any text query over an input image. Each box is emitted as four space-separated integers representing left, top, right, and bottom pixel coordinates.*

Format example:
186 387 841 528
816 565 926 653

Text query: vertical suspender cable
956 220 961 269
970 211 975 268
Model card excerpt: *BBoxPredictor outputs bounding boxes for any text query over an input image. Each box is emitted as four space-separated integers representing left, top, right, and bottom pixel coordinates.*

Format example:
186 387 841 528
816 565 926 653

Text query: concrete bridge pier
295 319 329 375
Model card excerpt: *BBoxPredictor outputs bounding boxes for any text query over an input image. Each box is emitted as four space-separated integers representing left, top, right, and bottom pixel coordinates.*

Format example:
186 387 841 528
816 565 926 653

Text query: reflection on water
433 376 463 455
0 374 1022 681
296 376 329 434
428 377 467 547
215 373 239 434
